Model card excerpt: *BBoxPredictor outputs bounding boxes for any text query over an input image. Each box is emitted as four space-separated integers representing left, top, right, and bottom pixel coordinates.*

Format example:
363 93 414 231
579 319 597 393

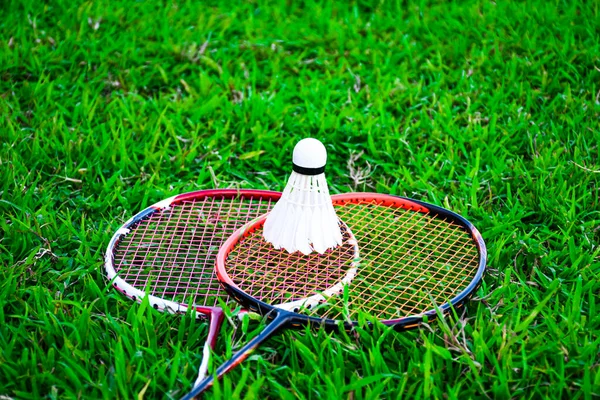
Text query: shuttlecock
263 138 343 255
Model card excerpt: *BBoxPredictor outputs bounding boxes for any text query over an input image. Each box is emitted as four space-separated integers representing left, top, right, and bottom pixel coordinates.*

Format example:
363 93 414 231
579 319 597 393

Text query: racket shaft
193 309 225 386
181 312 290 400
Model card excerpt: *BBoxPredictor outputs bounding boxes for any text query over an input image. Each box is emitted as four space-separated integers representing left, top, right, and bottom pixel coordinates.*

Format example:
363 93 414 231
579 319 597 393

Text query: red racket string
111 195 276 307
227 222 357 305
161 200 194 299
173 197 224 303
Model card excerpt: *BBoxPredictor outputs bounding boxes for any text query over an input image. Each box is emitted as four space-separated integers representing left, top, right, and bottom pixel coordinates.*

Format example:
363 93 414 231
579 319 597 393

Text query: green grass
1 0 599 398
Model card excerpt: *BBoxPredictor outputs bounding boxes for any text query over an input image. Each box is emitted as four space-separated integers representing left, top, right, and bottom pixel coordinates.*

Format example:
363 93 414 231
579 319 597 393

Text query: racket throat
192 307 226 388
182 311 293 399
205 308 225 348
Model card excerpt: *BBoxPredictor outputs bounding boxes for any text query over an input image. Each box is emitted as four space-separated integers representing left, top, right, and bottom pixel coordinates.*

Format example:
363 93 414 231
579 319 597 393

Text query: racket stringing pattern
221 195 483 322
105 191 279 312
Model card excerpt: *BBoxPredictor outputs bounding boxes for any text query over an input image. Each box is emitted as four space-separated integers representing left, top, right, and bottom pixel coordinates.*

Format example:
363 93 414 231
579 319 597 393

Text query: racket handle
181 312 290 400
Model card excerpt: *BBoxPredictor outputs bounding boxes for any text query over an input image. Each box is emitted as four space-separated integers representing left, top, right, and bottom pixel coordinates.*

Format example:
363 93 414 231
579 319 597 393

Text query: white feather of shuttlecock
263 171 342 255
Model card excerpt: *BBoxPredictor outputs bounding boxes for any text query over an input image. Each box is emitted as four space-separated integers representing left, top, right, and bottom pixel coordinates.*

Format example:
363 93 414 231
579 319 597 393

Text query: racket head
216 192 487 331
104 189 281 315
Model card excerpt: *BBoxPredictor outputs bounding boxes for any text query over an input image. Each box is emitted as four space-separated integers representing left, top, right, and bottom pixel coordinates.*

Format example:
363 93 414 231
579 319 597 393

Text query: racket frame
104 188 282 384
182 192 487 399
216 192 487 331
105 189 282 315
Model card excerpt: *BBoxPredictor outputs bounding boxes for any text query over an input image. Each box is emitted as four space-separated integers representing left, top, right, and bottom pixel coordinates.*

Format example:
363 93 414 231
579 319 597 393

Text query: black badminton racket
182 192 486 398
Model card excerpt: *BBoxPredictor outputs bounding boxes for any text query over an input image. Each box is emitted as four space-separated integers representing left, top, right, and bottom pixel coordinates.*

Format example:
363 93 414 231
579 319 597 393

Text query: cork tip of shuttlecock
293 138 327 169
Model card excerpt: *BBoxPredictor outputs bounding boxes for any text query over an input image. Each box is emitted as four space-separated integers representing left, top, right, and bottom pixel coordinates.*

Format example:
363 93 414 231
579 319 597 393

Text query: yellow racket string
328 201 478 319
224 199 480 321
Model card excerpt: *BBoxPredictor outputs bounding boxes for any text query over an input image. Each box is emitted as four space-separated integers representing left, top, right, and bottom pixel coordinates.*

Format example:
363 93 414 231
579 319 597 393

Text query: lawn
1 0 599 398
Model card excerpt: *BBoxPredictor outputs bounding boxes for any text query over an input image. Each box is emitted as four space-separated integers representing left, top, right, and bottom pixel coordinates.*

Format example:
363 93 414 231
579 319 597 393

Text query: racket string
178 197 220 305
336 201 478 319
164 198 197 301
121 207 171 297
231 225 356 304
351 215 475 318
223 198 480 321
335 204 451 318
112 196 274 308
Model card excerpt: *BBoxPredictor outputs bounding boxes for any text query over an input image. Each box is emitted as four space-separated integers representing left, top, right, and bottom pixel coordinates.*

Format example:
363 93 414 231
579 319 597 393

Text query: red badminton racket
104 189 282 387
182 192 487 398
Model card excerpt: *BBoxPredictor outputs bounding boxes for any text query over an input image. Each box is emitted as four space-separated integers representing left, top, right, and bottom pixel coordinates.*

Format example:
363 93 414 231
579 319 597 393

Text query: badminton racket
104 189 282 386
182 192 486 398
